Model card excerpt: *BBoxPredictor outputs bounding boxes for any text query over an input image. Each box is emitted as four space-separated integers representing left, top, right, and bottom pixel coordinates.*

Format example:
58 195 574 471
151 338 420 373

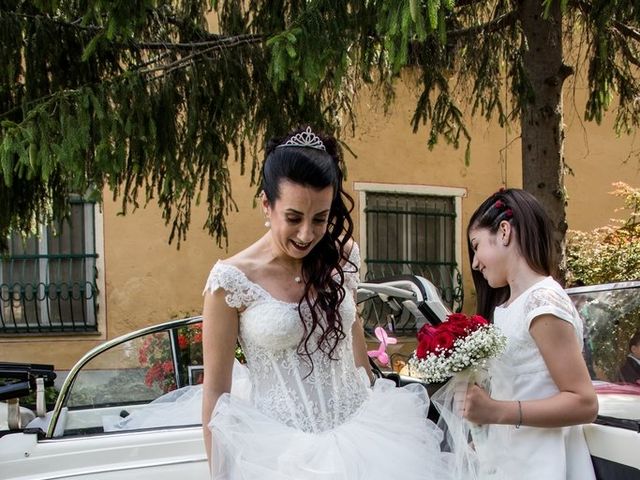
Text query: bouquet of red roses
408 313 506 383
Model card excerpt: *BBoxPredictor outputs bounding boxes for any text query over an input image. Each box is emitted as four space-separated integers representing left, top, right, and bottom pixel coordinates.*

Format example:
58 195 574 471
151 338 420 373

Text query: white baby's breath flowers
408 325 507 383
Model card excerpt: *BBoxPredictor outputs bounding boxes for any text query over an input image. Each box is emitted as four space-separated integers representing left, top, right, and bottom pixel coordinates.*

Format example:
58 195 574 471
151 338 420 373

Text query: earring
265 219 271 228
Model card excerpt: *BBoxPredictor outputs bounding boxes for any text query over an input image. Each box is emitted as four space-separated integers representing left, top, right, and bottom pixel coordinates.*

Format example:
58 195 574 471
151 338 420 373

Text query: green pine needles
2 1 639 252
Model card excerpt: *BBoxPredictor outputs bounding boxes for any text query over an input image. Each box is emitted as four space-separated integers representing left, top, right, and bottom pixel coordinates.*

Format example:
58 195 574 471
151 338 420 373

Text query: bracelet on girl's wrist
515 400 523 429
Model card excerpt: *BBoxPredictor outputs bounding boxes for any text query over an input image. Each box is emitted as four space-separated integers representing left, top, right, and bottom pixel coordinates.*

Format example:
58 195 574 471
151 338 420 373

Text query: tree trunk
519 0 570 283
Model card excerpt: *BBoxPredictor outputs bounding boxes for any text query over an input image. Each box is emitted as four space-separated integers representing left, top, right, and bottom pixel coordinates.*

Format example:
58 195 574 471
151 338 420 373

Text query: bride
201 126 452 479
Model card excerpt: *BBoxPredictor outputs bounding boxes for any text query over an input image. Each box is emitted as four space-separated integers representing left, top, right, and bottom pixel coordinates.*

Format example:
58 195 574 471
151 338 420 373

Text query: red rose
470 314 489 327
432 330 456 354
178 334 188 350
443 313 477 336
417 324 437 342
416 335 436 358
446 313 468 323
440 320 471 337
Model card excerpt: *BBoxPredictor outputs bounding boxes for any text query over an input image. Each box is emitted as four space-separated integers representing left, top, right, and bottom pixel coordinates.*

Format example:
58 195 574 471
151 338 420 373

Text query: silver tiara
276 126 326 151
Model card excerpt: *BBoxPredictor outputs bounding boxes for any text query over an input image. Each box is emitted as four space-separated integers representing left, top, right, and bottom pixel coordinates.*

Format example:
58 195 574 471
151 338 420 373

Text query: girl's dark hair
262 126 355 366
467 188 555 320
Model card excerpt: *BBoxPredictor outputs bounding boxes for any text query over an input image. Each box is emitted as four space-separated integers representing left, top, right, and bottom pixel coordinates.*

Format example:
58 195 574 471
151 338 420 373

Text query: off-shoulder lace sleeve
523 287 577 329
343 242 361 292
202 262 260 309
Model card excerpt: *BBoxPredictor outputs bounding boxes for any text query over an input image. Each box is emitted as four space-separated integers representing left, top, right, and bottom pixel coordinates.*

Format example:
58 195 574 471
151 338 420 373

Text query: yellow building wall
2 81 639 370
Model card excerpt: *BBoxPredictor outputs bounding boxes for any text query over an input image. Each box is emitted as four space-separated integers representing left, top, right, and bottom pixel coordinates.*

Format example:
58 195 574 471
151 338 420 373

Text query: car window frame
46 316 203 439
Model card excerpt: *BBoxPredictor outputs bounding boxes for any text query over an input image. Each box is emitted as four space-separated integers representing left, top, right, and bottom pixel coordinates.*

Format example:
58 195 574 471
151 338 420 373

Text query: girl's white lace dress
483 276 596 480
203 245 452 480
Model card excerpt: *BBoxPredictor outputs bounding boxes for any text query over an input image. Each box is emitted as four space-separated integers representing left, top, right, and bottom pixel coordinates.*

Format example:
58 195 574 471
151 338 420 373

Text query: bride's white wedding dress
204 244 452 479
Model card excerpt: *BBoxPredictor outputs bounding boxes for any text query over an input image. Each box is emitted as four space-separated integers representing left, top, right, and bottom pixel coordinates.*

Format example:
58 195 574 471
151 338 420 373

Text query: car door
0 318 209 480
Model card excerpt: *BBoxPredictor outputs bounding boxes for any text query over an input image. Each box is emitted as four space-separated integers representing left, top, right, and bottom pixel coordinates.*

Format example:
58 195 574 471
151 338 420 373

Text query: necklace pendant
294 276 302 284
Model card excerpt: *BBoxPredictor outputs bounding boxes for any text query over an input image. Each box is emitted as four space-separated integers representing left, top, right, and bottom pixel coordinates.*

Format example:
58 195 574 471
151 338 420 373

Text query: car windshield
567 282 640 420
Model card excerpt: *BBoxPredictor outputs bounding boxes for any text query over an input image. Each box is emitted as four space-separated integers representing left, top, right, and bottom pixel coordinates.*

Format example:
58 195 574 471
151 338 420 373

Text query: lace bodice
491 277 584 400
204 244 368 433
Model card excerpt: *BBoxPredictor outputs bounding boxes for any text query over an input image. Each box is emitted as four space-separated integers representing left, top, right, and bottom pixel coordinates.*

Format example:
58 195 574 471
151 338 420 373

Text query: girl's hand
463 383 497 424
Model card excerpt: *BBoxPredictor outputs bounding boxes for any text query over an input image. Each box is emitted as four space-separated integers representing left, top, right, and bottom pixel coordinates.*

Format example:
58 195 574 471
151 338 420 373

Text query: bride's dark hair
262 126 355 365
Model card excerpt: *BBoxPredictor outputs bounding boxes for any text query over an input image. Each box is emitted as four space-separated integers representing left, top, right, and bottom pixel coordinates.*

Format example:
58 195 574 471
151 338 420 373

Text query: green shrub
567 182 640 286
21 385 59 411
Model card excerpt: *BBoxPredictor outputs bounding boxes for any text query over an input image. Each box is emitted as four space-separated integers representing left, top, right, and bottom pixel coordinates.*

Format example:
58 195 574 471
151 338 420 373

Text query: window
0 199 98 334
356 184 465 316
60 322 204 436
566 282 640 430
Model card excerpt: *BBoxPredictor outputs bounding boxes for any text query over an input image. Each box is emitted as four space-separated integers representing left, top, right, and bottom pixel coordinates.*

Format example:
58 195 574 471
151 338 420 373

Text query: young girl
201 127 453 479
463 188 598 479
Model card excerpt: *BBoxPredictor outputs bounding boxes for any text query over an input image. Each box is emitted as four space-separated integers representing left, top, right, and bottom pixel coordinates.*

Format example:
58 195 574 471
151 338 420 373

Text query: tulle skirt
209 378 453 480
431 368 596 480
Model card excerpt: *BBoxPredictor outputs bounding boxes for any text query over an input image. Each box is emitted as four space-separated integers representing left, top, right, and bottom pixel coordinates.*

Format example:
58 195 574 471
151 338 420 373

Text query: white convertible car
1 278 639 480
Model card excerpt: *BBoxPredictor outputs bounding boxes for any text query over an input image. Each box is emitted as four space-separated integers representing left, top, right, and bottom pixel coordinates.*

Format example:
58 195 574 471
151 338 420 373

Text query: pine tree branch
135 51 176 70
452 0 489 9
448 10 517 40
1 10 232 44
0 91 65 121
615 31 640 69
132 34 265 51
612 20 640 43
0 33 265 121
571 0 640 66
1 11 100 31
570 0 640 43
3 10 265 54
137 34 265 75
